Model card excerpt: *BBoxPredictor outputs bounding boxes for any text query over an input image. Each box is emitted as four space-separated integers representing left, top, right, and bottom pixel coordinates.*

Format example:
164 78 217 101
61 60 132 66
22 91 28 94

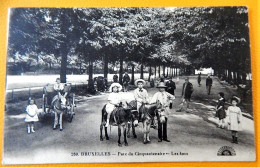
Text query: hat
109 83 122 92
231 96 241 104
156 82 167 88
135 79 146 86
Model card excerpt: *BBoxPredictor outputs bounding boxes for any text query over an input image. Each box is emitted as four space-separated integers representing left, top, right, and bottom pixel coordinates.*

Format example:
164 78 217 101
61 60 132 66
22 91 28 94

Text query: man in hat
134 79 149 120
150 82 175 142
206 75 213 95
177 77 193 112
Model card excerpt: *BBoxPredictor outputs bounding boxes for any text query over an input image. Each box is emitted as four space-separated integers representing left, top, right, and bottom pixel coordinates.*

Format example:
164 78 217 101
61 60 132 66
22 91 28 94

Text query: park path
3 76 255 164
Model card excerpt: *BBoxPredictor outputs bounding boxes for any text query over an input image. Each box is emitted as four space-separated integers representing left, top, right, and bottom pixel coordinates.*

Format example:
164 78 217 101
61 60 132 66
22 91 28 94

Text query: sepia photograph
3 7 255 164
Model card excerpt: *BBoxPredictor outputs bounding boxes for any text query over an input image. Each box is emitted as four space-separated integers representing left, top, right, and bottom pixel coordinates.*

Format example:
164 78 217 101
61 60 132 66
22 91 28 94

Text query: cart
42 83 75 122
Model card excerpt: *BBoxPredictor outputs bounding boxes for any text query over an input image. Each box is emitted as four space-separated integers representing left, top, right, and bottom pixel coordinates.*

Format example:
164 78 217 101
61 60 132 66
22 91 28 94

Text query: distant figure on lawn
197 72 201 86
123 72 131 92
113 74 119 82
226 97 243 144
25 98 39 134
206 75 213 95
176 77 194 112
166 78 176 96
215 92 226 129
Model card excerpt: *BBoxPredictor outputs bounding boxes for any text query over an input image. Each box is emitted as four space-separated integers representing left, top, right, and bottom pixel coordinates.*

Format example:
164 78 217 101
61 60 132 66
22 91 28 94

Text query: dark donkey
126 100 165 144
100 103 138 146
126 100 139 138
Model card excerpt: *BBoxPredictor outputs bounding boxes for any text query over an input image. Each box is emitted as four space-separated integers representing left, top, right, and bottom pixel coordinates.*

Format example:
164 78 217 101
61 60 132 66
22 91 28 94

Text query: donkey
52 95 68 131
139 101 165 144
100 103 138 147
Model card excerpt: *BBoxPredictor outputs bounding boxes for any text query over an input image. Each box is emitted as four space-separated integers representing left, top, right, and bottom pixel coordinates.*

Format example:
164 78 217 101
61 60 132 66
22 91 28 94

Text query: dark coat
123 74 130 83
182 82 193 99
216 98 226 119
206 78 213 86
166 80 176 95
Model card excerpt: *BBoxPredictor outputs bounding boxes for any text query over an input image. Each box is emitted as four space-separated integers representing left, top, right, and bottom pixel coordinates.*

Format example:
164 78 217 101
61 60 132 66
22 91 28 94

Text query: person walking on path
215 92 226 129
197 72 201 86
122 72 130 92
226 97 243 144
25 98 39 134
176 77 194 112
206 75 213 95
134 79 149 120
166 78 176 95
150 82 175 142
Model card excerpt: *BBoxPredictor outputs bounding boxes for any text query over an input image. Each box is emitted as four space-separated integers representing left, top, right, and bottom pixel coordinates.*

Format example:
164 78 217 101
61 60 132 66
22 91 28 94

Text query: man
151 82 175 142
134 79 149 120
122 72 130 92
166 78 176 95
206 75 213 95
197 72 201 86
176 77 193 112
166 78 176 109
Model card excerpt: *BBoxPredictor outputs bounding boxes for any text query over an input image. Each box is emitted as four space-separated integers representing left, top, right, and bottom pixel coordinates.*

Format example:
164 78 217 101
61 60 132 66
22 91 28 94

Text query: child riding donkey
133 79 149 121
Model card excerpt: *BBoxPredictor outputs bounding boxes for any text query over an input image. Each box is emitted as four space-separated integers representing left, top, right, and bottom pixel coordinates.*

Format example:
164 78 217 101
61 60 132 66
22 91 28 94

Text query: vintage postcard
3 7 255 164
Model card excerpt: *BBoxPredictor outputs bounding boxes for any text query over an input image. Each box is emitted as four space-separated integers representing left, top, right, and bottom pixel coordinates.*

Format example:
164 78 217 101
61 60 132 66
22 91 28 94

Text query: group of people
105 78 175 142
24 75 244 144
105 75 243 144
197 73 213 95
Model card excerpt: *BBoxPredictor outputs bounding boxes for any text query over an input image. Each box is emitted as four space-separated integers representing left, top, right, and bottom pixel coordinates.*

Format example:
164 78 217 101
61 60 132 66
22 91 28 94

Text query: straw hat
156 82 167 88
134 79 146 86
109 83 122 92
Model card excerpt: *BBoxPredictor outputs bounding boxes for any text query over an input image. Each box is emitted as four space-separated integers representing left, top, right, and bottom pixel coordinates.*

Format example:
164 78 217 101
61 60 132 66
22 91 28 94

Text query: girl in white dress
25 99 39 134
105 83 122 127
226 97 242 144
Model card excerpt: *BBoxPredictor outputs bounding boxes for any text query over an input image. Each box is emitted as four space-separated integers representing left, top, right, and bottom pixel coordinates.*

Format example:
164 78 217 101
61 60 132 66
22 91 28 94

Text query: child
105 83 122 127
215 92 226 128
134 79 149 118
54 78 65 98
25 98 39 134
226 97 243 144
150 82 175 142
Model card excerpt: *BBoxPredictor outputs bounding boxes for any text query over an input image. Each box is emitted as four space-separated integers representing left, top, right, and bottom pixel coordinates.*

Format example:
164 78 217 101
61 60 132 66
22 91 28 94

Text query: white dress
227 106 242 131
25 105 39 122
106 93 121 114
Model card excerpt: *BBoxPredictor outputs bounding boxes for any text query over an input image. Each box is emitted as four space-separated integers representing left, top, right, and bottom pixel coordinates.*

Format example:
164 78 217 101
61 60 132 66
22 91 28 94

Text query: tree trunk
88 60 93 84
104 54 108 79
60 51 67 83
140 63 144 79
166 67 169 77
163 65 166 77
227 69 232 84
158 66 161 78
131 64 135 85
119 54 123 85
148 65 152 82
154 66 157 78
